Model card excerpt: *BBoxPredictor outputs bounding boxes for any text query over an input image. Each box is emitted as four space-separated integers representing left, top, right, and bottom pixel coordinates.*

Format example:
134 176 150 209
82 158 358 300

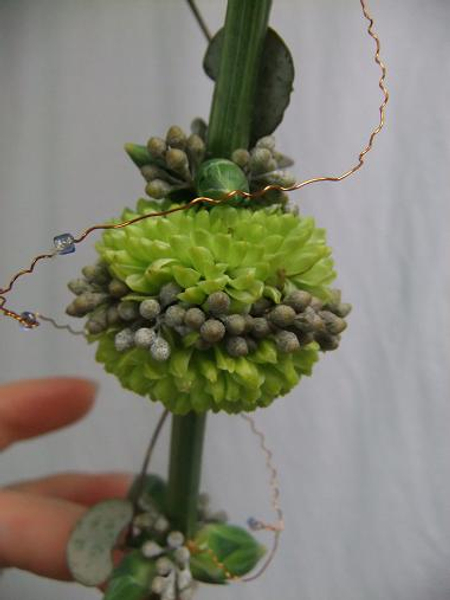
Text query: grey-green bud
108 278 129 298
117 301 139 321
334 303 352 318
139 298 161 320
294 306 324 333
223 314 246 336
165 148 190 179
190 117 207 140
319 310 347 335
269 304 296 328
68 278 92 296
184 307 205 330
145 179 172 199
159 282 182 307
205 291 230 315
200 319 225 343
315 332 340 351
82 264 110 285
255 135 276 151
165 305 186 327
284 290 312 312
186 134 205 171
275 331 300 353
73 292 108 316
249 147 272 174
150 337 171 361
114 328 135 352
166 125 186 150
251 317 271 338
147 136 167 159
231 148 250 169
134 327 157 348
250 297 272 316
107 305 121 326
226 336 249 357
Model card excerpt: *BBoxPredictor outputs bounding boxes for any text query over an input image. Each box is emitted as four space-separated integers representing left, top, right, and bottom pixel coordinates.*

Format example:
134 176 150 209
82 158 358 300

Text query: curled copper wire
0 0 388 330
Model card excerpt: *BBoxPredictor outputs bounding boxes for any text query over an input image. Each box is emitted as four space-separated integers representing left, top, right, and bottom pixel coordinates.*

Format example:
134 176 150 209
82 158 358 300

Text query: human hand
0 377 131 581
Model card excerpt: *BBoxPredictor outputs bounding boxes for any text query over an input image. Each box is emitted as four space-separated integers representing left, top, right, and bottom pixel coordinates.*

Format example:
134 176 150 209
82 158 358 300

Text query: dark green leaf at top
203 28 295 144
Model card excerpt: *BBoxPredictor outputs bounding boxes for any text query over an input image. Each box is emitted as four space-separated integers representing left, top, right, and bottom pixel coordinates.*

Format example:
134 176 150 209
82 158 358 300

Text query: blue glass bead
247 517 260 530
20 311 38 330
53 233 76 255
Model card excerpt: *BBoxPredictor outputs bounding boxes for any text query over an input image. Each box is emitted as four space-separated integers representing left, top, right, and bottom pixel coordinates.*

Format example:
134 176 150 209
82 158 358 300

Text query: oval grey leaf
67 499 133 587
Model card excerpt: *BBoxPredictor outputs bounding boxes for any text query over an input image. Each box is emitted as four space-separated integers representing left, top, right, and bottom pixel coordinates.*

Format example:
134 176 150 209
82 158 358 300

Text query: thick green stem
166 0 272 540
207 0 273 157
167 413 206 537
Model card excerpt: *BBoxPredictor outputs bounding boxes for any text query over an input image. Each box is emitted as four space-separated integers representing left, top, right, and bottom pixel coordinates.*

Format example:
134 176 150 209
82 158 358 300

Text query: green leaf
67 499 133 587
204 28 295 142
190 523 266 584
104 551 157 600
124 143 152 168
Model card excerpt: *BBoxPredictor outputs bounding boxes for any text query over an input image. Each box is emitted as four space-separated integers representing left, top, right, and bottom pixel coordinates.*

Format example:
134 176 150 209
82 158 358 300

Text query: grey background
1 1 449 599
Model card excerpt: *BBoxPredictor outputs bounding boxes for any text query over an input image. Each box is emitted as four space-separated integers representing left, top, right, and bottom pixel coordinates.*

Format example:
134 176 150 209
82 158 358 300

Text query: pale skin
0 377 131 581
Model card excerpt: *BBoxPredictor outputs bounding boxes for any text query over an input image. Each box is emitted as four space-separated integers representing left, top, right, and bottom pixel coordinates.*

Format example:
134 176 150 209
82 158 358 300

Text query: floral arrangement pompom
66 198 351 414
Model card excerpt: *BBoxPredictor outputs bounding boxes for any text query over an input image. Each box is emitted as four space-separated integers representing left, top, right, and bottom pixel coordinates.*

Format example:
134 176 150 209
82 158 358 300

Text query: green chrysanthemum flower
92 199 337 414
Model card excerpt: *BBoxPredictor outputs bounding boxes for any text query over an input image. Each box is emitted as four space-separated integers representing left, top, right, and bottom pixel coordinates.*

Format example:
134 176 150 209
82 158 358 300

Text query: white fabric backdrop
1 1 449 599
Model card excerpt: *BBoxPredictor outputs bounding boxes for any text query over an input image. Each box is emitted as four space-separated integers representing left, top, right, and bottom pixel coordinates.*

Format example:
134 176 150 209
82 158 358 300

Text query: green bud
269 304 296 328
309 297 324 311
200 319 225 343
260 170 296 187
166 125 187 150
140 164 168 182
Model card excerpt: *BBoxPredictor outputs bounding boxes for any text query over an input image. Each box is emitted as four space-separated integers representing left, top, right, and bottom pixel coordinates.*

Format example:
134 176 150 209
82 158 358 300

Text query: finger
0 490 86 579
0 377 97 450
7 472 133 506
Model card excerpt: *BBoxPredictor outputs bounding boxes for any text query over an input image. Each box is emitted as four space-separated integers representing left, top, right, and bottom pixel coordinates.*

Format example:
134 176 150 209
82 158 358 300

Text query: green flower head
76 198 341 414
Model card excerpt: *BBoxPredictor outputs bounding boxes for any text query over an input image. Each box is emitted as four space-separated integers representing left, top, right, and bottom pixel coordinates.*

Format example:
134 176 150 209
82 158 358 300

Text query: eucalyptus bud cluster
141 120 207 200
231 134 296 208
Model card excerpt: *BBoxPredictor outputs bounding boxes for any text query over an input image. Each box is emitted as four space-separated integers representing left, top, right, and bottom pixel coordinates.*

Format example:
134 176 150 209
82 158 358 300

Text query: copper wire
0 0 387 331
